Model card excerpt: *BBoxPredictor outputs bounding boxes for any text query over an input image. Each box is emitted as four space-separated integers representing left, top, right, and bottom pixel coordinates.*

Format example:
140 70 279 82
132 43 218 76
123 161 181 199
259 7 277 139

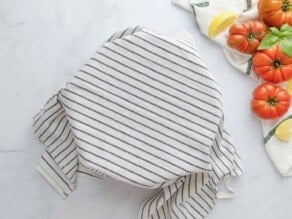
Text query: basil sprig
258 24 292 56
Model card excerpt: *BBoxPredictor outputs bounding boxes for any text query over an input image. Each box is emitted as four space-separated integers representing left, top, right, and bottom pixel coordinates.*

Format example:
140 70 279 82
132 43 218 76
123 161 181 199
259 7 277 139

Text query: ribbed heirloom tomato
227 20 267 54
251 83 291 119
258 0 292 27
253 46 292 83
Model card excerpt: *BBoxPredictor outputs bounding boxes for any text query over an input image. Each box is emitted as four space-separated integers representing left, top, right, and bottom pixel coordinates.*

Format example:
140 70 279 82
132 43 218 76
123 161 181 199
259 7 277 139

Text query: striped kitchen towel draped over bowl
33 26 243 219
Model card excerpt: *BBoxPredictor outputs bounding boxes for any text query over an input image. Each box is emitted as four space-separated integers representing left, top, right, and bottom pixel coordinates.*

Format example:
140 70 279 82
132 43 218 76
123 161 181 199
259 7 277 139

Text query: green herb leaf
278 30 292 37
280 39 292 56
270 27 280 35
258 33 279 50
280 24 289 32
281 23 292 32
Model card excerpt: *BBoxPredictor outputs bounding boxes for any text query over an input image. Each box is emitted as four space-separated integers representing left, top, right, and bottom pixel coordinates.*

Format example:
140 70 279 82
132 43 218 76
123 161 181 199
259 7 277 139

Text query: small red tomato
227 20 267 54
253 46 292 83
251 83 291 119
258 0 292 28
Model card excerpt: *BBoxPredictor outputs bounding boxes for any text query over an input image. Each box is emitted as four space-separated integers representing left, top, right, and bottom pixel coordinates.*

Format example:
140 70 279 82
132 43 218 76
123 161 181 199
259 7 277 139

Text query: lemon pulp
208 11 238 38
286 80 292 96
275 119 292 142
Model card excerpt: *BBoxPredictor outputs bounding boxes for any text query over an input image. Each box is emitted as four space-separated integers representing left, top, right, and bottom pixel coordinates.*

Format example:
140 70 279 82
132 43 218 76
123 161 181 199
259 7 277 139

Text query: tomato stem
273 59 281 68
282 0 291 12
247 32 255 42
267 96 278 106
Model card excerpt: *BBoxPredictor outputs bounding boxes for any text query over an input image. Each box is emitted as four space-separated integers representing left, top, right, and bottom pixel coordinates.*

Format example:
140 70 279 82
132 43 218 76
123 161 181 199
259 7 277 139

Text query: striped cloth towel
33 26 242 219
172 0 292 177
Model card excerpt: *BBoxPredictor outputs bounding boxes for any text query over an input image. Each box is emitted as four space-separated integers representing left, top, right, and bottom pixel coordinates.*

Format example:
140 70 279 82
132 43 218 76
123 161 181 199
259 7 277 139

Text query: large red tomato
258 0 292 27
253 46 292 83
227 20 267 54
251 83 291 119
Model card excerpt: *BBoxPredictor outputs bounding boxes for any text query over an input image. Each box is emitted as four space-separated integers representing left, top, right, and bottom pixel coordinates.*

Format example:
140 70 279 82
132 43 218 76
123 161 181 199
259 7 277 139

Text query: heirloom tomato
253 46 292 83
251 83 291 119
258 0 292 27
227 20 267 54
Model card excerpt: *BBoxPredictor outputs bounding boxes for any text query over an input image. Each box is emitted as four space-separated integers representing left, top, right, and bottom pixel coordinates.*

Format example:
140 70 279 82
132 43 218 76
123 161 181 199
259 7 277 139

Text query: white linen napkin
172 0 292 177
33 26 242 219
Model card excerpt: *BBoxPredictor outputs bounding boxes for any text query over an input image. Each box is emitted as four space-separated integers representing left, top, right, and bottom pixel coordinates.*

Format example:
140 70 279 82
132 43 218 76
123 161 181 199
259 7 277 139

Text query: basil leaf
283 24 292 32
280 24 289 31
258 33 279 50
280 39 292 56
278 30 292 37
270 27 280 35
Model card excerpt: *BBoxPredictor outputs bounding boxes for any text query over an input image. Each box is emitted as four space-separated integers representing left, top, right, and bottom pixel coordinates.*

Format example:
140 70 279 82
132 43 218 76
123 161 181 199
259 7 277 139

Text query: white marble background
0 0 291 218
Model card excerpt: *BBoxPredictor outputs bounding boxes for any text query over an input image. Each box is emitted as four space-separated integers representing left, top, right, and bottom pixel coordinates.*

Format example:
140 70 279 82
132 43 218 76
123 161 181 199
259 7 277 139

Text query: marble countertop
0 0 291 218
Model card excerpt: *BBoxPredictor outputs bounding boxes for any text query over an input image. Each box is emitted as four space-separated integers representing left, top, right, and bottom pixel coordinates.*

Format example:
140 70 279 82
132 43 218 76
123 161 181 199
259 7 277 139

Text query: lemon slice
208 11 238 38
286 80 292 96
275 119 292 142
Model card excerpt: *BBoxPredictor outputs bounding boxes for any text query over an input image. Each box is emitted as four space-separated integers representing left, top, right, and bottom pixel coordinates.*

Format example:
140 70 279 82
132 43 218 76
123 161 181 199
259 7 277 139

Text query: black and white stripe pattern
33 26 242 218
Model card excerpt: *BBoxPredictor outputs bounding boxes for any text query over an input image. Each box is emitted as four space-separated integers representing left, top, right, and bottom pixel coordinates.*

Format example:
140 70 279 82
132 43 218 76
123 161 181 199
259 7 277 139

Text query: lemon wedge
275 119 292 142
286 80 292 96
208 11 238 38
